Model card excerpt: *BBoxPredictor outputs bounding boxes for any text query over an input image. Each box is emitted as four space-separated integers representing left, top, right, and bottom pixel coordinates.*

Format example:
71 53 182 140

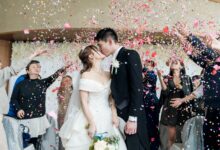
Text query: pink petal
52 87 60 93
211 69 217 75
48 111 57 120
150 106 155 110
24 29 30 34
163 26 169 33
64 23 71 29
193 20 199 28
150 138 155 142
145 50 150 56
151 51 157 58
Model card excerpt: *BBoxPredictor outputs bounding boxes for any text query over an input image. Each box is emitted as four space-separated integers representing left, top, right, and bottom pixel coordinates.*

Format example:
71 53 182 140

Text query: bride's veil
64 71 81 121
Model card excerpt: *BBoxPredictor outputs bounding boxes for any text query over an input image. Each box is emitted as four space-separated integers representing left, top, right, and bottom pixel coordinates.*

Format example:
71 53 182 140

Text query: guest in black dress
142 59 160 150
158 58 193 149
11 60 66 148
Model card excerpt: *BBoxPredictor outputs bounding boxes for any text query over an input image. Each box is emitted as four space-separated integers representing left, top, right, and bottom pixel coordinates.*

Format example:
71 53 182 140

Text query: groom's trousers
126 133 146 150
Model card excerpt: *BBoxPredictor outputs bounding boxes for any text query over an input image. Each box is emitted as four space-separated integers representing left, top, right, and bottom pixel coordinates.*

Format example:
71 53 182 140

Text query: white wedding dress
59 78 127 150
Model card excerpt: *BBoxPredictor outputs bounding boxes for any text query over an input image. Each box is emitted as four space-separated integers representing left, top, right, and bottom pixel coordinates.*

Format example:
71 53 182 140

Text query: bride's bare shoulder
81 71 91 78
104 71 111 79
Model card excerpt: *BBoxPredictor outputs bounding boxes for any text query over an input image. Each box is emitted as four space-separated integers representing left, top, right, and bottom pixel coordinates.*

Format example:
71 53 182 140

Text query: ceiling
209 0 220 3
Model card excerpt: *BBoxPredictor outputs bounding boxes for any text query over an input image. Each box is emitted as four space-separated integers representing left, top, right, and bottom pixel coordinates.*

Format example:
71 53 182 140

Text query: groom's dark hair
94 28 118 42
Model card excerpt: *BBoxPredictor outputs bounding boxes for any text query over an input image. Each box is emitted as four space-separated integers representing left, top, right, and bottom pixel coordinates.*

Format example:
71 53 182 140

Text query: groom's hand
125 121 137 135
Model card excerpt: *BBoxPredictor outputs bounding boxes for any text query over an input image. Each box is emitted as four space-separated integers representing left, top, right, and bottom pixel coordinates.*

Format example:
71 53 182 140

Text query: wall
0 40 12 67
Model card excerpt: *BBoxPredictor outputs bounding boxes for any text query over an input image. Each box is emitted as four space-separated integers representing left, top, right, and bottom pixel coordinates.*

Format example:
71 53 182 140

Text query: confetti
48 111 57 120
211 69 217 75
52 87 60 93
193 20 199 28
23 29 30 34
64 23 71 29
145 50 150 56
151 51 157 58
163 26 169 33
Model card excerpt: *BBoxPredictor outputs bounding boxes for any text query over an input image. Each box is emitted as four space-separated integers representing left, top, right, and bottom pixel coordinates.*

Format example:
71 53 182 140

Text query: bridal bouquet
89 132 120 150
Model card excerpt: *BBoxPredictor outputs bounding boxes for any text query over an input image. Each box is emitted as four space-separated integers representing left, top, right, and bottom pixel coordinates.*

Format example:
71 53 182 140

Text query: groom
95 28 150 150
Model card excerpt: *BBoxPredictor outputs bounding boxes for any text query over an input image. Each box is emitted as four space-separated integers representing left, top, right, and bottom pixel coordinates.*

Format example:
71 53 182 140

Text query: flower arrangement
89 132 120 150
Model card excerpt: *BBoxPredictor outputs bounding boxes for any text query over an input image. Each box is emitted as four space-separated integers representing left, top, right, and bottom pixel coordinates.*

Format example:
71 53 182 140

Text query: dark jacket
187 35 220 108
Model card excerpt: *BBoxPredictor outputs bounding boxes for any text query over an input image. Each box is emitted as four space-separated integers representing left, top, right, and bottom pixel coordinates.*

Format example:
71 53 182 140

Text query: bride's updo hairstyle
79 45 99 74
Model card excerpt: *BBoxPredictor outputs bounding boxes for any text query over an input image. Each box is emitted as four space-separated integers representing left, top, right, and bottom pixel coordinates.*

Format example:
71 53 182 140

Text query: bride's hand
88 123 96 139
112 115 119 128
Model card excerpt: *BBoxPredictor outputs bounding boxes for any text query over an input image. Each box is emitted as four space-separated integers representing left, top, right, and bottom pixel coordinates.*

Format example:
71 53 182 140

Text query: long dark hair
169 60 186 76
79 45 99 74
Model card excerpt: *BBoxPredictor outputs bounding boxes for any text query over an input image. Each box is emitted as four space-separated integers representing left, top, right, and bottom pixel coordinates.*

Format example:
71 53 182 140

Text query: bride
59 45 127 150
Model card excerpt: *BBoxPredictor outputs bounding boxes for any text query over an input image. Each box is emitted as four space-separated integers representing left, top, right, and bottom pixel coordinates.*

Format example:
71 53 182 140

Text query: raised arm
42 67 66 88
157 70 167 91
174 22 219 68
187 35 219 61
0 49 47 87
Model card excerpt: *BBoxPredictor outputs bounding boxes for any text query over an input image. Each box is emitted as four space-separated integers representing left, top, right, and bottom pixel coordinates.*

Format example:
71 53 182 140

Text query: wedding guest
0 50 47 150
171 74 205 116
171 73 205 150
7 74 29 117
158 58 193 150
57 75 73 150
175 23 220 149
10 60 67 148
142 59 160 150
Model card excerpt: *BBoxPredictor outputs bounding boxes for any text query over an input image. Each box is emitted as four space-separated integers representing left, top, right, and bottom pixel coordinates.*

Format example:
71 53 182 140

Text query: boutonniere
111 59 120 75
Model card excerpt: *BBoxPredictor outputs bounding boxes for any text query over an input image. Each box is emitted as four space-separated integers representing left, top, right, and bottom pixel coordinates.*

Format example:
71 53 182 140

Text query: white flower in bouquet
94 140 108 150
107 144 117 150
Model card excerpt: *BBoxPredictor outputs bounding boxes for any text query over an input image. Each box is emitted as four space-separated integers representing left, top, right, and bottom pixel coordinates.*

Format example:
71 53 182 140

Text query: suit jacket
111 47 150 149
111 47 144 120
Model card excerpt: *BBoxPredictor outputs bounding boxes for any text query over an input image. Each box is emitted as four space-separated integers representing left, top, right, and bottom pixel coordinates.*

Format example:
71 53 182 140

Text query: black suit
111 47 150 150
